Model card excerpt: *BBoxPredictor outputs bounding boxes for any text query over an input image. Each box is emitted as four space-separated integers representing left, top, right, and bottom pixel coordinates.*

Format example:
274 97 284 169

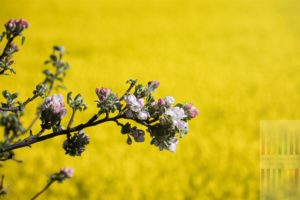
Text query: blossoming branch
0 18 199 198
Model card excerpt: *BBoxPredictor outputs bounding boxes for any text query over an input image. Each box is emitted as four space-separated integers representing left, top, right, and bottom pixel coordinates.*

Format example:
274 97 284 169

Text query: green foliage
67 92 87 111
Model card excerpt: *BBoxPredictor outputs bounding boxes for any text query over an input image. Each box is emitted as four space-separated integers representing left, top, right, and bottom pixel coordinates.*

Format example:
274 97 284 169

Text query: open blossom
183 103 199 119
164 96 175 106
42 94 67 118
137 111 149 120
40 94 66 129
165 106 186 121
124 94 144 112
168 137 179 152
151 136 179 152
60 168 74 178
175 120 189 133
96 87 111 102
164 107 188 133
124 94 150 120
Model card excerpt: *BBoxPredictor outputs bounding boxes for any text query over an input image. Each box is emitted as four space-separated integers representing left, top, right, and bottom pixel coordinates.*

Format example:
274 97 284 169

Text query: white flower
124 94 136 104
137 111 149 120
164 96 175 106
124 94 144 112
43 94 66 117
168 137 179 152
175 120 189 133
165 107 188 132
165 107 186 120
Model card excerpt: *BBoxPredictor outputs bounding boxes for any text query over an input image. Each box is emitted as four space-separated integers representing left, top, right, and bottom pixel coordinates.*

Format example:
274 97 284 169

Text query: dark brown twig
67 108 76 129
0 94 38 112
0 35 17 75
31 180 54 200
0 112 154 153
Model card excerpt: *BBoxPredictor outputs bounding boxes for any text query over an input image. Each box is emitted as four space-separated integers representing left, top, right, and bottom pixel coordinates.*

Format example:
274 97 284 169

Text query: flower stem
67 108 76 129
0 35 17 75
31 180 54 200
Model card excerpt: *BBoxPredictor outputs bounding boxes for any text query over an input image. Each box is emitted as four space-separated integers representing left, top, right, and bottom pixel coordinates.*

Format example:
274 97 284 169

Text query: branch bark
0 35 17 75
0 113 140 153
0 94 38 112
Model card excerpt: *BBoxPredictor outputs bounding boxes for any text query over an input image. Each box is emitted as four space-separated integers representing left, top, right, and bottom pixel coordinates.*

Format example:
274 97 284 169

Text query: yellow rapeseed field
1 0 300 199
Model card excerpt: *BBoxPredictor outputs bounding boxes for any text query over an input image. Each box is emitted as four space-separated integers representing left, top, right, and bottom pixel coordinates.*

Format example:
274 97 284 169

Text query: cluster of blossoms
0 18 200 198
124 81 160 121
124 94 149 120
39 94 67 129
96 87 120 113
97 80 199 152
0 19 29 76
49 167 74 183
5 19 29 37
149 97 198 152
63 130 90 156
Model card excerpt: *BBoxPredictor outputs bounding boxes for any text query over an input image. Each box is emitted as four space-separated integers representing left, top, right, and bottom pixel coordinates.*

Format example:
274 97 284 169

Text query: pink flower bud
50 94 66 117
17 19 29 29
150 101 156 106
157 98 165 106
5 18 29 35
5 19 16 29
60 168 74 178
184 103 199 119
96 87 111 102
148 80 160 92
41 94 67 121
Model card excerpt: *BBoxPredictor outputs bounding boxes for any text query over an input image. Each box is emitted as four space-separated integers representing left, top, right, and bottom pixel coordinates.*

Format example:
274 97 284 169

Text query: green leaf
67 92 73 105
50 54 57 62
9 67 16 74
53 46 65 53
55 84 67 90
11 93 18 100
21 35 25 45
126 79 137 85
2 90 9 99
42 69 52 75
121 123 131 134
44 60 51 65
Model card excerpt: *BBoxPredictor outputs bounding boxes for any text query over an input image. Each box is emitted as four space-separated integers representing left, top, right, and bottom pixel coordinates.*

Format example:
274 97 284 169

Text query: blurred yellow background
1 0 300 199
